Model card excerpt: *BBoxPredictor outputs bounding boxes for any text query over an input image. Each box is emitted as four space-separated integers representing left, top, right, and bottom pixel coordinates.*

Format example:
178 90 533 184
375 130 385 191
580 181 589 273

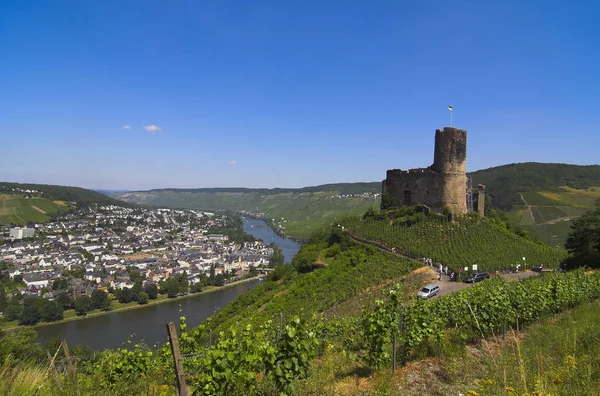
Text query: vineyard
351 214 567 272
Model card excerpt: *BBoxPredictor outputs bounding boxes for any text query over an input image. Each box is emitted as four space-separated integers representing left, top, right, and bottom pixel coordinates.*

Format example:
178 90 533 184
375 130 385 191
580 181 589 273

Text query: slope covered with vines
352 213 567 272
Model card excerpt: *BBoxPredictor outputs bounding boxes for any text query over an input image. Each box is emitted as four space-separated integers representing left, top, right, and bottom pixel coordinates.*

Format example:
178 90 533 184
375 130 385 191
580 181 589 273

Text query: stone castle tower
382 127 468 214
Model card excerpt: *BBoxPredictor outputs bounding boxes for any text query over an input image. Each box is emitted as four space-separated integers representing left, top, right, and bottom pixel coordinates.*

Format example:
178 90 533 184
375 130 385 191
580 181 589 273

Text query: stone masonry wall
382 126 467 213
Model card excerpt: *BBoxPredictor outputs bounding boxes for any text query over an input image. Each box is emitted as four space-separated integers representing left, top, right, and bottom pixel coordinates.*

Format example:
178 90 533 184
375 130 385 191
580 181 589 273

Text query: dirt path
31 205 46 214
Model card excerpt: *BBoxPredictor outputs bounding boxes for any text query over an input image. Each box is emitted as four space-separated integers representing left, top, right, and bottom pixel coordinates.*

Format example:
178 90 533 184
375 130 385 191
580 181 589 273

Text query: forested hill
144 182 381 195
0 182 128 208
471 163 600 211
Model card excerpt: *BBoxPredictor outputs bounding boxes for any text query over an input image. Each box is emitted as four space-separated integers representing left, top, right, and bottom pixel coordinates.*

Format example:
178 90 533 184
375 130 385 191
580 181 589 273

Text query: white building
9 227 35 240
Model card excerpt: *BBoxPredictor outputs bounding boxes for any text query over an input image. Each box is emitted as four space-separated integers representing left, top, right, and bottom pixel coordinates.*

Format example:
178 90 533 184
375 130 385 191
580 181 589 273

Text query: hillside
471 163 600 247
0 182 129 225
114 183 381 240
349 209 567 272
206 227 419 332
0 195 72 225
113 163 600 244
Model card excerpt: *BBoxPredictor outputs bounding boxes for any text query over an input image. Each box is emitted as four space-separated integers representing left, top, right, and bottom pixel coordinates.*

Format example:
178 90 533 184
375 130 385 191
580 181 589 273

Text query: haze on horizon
1 1 599 191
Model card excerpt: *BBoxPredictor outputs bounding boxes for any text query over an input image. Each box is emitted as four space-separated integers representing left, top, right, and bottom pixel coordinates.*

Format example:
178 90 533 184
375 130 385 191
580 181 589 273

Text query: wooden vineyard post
61 339 79 395
167 322 189 396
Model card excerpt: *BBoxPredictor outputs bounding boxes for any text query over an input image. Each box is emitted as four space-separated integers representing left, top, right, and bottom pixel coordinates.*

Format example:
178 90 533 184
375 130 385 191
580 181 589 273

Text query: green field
0 195 70 225
116 189 380 240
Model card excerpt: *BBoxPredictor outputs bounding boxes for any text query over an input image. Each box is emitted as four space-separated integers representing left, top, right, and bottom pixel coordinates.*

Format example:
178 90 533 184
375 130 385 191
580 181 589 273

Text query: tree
209 265 216 286
0 286 7 313
563 200 600 269
131 282 143 301
56 292 74 310
214 273 225 287
249 265 258 277
144 283 158 300
269 243 285 267
128 269 143 283
165 280 179 298
41 301 64 322
52 278 68 290
91 289 111 310
4 299 22 321
117 288 134 303
137 292 149 305
19 298 42 326
74 296 92 316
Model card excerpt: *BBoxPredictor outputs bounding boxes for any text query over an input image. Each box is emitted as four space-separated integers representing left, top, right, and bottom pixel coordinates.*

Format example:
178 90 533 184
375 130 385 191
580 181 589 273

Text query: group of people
422 257 456 281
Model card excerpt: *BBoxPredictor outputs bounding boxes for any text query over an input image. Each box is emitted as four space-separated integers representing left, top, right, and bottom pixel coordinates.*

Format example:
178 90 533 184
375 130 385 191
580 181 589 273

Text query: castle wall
382 127 468 214
383 169 443 209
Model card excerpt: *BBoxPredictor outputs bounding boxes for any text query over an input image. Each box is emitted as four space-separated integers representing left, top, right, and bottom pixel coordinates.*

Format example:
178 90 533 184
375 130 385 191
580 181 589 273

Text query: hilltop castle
382 127 471 214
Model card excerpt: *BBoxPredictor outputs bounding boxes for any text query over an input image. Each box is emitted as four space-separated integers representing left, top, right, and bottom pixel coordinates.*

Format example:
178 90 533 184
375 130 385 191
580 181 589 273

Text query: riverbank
240 213 305 243
1 275 263 331
242 218 301 264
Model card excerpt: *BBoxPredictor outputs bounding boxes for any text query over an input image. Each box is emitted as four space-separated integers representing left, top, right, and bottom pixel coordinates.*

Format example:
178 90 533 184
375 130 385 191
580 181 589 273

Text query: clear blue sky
1 0 598 190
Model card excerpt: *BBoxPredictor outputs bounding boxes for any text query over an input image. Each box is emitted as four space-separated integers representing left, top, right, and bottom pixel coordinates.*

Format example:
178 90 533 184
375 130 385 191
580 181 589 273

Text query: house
22 272 51 288
85 271 109 284
8 268 22 279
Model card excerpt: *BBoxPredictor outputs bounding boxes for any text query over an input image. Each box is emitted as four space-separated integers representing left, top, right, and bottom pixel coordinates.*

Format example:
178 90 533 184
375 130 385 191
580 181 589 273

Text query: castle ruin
382 127 469 214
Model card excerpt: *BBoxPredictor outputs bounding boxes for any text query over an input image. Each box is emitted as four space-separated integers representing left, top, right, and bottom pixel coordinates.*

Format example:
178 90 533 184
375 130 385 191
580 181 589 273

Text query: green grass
450 298 600 395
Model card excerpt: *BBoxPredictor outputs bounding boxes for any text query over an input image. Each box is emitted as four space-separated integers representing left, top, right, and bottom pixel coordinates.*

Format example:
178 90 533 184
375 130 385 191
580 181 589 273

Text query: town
0 204 279 326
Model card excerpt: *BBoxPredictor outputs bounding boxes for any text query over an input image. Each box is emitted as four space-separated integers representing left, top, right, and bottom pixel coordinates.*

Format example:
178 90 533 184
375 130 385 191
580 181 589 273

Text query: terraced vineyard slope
471 163 600 246
350 211 567 272
0 194 72 225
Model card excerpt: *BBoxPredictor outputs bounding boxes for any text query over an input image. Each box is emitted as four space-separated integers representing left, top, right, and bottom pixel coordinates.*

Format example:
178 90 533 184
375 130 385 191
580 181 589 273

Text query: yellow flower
467 391 480 396
567 355 577 369
505 386 515 393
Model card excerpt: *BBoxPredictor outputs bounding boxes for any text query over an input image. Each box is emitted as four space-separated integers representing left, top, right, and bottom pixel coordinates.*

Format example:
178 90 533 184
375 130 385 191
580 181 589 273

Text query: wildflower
505 386 515 393
566 355 577 369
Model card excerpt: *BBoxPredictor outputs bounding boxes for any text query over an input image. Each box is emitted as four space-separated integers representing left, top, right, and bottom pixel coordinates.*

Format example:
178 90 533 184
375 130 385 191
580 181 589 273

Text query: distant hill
471 162 600 210
114 163 600 244
0 182 129 225
471 163 600 247
144 182 381 195
114 182 381 240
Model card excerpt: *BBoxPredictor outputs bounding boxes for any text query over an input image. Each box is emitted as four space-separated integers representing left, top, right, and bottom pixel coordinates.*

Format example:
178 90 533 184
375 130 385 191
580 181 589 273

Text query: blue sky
1 0 598 190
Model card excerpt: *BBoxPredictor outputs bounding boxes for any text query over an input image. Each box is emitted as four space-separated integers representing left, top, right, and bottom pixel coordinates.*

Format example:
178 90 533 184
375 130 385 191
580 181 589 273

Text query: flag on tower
448 105 453 111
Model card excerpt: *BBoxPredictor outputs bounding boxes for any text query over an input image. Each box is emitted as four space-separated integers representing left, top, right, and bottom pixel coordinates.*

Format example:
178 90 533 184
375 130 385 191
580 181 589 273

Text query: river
241 217 301 263
35 219 301 350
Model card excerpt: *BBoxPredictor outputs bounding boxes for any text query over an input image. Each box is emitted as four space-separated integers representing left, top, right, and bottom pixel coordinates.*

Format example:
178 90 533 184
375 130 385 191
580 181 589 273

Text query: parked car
417 284 440 299
531 264 544 272
463 272 490 283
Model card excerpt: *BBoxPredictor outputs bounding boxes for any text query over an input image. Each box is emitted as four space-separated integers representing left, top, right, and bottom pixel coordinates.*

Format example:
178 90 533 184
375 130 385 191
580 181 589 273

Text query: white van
417 284 440 299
